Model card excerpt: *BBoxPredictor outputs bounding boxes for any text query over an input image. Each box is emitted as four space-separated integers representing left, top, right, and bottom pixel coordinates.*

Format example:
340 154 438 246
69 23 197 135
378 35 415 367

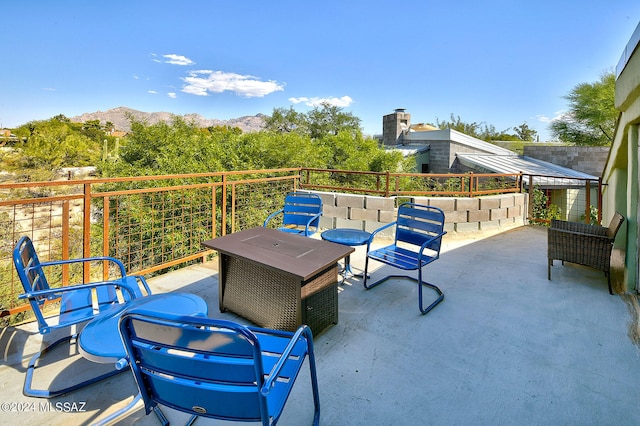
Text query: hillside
70 107 266 133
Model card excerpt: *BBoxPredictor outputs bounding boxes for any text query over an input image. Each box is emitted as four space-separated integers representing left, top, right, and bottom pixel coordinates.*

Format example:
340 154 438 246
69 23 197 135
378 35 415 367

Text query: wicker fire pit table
202 227 353 336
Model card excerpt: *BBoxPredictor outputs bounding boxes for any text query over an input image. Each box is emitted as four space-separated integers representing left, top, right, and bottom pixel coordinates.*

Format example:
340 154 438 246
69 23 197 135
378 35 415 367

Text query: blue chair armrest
19 280 138 301
263 209 284 227
126 275 152 297
28 257 150 297
260 324 314 396
35 256 128 278
417 230 447 262
303 212 323 234
366 221 397 250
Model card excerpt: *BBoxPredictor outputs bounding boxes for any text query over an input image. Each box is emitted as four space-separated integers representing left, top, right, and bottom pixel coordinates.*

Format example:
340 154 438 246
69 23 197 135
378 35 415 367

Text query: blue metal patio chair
117 310 320 426
13 235 151 398
264 192 323 237
363 203 446 314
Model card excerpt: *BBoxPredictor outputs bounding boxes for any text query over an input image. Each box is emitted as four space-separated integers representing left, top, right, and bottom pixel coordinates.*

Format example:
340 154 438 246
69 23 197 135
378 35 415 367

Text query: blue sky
1 1 639 141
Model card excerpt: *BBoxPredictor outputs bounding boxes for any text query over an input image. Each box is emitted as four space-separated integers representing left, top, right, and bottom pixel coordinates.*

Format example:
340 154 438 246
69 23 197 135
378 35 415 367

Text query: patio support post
528 175 534 221
585 180 591 224
598 178 603 224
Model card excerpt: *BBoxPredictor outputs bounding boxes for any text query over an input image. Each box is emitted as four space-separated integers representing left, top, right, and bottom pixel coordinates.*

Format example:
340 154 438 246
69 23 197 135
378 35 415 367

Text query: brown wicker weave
222 255 338 335
547 212 624 294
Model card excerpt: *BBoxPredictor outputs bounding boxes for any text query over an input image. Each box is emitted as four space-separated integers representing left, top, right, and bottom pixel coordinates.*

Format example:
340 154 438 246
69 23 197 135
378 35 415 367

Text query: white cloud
148 90 158 95
163 54 195 66
181 70 284 98
289 96 353 107
168 92 177 99
536 111 566 123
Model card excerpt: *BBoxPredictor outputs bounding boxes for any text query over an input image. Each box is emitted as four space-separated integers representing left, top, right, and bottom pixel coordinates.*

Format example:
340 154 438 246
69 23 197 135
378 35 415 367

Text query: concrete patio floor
2 225 640 425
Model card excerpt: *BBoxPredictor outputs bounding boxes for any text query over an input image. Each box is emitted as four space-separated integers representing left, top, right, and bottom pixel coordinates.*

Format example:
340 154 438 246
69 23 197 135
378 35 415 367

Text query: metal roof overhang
456 153 599 188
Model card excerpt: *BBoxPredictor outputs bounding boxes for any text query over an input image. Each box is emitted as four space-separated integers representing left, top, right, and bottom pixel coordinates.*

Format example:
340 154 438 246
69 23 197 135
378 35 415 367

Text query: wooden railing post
103 197 110 281
62 200 70 285
385 171 390 198
212 185 218 239
221 174 227 236
83 183 92 283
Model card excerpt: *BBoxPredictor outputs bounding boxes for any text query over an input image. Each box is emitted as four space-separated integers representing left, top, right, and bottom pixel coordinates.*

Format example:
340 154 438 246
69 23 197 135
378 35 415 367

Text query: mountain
70 107 266 133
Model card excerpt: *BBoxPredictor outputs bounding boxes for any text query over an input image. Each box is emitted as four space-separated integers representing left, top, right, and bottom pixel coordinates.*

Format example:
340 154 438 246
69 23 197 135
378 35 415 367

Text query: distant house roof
409 123 438 132
404 128 515 156
394 127 598 186
387 144 430 156
456 153 598 186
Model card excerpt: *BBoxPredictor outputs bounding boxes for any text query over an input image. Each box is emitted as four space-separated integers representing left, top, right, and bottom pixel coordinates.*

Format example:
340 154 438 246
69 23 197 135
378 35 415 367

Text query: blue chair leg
307 335 321 426
363 260 444 315
417 268 444 314
24 333 125 398
362 257 391 290
362 257 379 289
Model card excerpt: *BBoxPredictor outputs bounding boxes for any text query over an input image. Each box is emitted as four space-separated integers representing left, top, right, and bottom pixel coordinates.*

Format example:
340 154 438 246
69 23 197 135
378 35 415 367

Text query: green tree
13 118 100 171
265 104 362 140
550 71 617 145
222 131 326 170
100 116 226 177
306 103 362 139
513 122 538 141
433 114 483 138
263 107 307 134
81 119 107 142
432 114 514 142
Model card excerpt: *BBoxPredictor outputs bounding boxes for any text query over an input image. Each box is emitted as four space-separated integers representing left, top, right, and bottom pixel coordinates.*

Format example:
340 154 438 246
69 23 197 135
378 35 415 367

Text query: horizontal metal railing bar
301 170 523 197
299 183 386 195
0 194 84 206
92 181 225 197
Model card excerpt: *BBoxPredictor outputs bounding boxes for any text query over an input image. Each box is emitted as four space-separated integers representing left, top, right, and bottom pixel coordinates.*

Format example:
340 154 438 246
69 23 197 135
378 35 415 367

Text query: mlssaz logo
41 401 88 412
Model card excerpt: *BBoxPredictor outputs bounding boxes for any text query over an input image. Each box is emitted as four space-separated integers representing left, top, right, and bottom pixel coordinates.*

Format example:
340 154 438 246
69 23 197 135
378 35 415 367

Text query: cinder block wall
312 191 528 237
523 146 609 177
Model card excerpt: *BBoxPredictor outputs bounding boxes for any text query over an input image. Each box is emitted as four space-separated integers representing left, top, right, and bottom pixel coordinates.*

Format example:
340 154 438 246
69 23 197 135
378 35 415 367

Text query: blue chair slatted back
15 236 50 297
395 203 445 254
264 192 323 236
14 236 119 333
282 192 322 227
119 311 313 425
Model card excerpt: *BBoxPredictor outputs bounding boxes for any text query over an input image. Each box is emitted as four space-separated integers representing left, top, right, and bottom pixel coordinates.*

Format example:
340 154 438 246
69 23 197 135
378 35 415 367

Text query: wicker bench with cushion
547 212 624 294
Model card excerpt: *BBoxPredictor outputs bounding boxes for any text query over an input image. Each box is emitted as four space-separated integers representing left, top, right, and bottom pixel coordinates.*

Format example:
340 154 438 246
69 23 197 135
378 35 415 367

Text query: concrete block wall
523 146 609 177
313 191 529 237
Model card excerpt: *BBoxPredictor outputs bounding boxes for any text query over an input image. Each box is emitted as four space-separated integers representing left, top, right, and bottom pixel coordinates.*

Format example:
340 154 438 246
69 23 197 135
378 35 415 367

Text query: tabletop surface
321 228 372 246
78 293 208 363
202 227 353 281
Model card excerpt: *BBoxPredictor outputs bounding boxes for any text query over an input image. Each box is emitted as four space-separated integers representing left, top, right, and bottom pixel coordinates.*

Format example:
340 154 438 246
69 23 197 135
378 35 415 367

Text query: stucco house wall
602 22 640 293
